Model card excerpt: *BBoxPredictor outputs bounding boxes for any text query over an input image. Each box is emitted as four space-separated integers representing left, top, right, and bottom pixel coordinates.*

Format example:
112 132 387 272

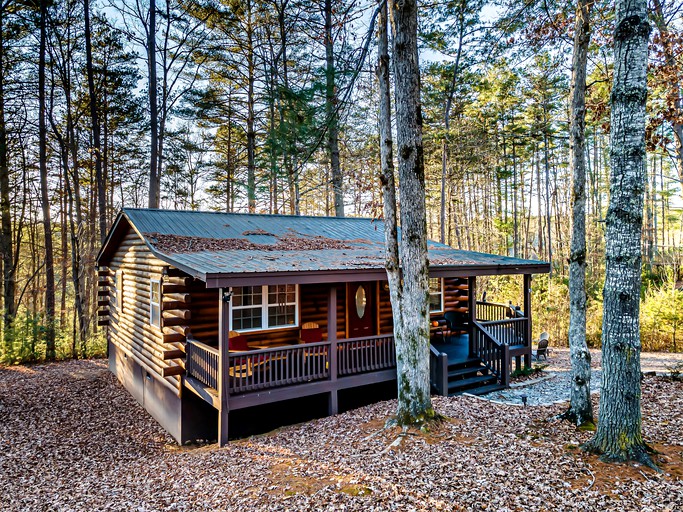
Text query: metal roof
97 208 550 284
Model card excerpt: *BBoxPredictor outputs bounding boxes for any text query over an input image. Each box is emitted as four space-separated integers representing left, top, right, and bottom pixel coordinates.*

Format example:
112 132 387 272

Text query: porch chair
444 310 468 335
228 330 267 378
299 322 329 376
533 332 550 361
300 322 323 344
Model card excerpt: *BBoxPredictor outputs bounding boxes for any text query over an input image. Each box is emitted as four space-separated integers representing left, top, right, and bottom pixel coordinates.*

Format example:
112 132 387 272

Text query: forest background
0 0 682 363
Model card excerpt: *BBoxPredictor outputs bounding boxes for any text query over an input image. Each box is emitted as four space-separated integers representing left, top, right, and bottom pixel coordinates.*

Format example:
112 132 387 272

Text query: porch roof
97 208 550 286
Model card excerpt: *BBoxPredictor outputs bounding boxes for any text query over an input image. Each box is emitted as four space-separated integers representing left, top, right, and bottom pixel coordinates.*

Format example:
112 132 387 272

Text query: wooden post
467 276 476 356
328 285 338 415
523 274 532 369
218 288 231 447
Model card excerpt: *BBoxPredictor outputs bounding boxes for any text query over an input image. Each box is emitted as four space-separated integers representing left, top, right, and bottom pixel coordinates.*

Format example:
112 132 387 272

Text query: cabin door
347 282 376 338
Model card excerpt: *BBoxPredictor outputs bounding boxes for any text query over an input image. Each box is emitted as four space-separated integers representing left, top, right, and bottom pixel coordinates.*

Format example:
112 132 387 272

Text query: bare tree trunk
440 6 465 244
584 0 653 466
512 139 518 257
0 5 15 351
147 0 160 208
388 0 434 426
543 131 552 268
561 0 594 428
246 0 256 212
38 0 56 360
325 0 343 217
84 0 106 242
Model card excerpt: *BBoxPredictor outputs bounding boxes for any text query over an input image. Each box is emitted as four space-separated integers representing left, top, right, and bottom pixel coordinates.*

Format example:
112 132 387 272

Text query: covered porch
183 273 540 445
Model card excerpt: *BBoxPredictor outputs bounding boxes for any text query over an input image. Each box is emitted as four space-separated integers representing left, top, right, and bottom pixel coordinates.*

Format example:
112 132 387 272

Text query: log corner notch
97 266 111 327
160 270 192 377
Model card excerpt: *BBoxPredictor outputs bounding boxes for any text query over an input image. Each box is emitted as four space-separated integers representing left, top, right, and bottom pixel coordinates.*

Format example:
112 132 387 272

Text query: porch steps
445 359 504 396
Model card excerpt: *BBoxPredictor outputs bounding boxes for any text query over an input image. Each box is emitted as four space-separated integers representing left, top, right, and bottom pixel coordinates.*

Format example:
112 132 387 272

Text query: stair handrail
472 320 510 387
429 343 449 396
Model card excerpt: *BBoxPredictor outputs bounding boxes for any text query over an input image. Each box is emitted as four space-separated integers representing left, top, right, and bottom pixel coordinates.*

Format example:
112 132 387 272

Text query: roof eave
203 262 550 288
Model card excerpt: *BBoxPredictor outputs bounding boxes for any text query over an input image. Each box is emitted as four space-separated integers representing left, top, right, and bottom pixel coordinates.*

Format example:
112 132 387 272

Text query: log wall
98 226 187 392
196 283 347 348
378 277 469 334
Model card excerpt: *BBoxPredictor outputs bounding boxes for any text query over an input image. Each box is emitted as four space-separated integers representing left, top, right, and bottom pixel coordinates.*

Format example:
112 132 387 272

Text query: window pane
232 307 263 330
151 281 160 303
233 286 262 308
429 294 442 312
268 284 295 305
232 287 242 307
268 305 295 327
151 304 160 327
429 278 441 293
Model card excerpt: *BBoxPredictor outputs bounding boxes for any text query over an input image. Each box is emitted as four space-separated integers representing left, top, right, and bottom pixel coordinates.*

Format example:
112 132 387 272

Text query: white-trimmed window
150 279 161 327
429 278 444 313
232 284 298 332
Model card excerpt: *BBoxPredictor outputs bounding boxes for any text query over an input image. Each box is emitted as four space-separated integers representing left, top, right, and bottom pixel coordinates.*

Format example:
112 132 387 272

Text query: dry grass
1 359 681 511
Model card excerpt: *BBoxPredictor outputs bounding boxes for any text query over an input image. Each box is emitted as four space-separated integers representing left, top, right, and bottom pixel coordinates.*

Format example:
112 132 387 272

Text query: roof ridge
123 207 381 223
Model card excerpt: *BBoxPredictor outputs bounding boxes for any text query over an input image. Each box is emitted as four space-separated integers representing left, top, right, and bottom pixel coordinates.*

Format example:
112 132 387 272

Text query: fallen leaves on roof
144 232 354 253
242 229 275 236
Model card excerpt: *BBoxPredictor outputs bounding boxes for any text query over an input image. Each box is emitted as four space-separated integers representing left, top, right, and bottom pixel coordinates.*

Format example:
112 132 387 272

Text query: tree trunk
584 0 653 466
147 0 160 208
0 6 15 351
440 6 465 244
543 130 552 268
512 139 518 257
84 0 106 242
38 0 56 361
562 0 594 428
325 0 343 217
388 0 434 426
246 0 256 212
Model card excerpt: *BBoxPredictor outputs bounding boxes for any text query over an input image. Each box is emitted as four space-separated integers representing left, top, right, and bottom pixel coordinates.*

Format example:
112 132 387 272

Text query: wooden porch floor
431 334 473 364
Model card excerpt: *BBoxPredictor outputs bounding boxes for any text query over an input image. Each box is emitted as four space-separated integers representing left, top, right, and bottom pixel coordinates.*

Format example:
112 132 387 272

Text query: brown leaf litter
0 358 681 511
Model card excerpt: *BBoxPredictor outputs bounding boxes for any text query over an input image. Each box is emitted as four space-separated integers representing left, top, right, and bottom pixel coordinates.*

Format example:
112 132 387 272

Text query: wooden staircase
445 357 506 396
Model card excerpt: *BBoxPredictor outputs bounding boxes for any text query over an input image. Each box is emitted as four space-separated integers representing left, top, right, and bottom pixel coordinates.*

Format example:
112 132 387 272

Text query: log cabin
96 208 550 445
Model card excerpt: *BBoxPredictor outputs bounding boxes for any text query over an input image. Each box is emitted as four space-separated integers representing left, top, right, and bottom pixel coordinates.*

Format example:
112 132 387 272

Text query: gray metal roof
98 208 549 283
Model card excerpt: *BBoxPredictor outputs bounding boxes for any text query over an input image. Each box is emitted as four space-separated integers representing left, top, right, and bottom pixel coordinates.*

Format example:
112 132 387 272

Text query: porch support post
523 274 532 369
467 276 476 356
327 285 338 415
218 288 231 447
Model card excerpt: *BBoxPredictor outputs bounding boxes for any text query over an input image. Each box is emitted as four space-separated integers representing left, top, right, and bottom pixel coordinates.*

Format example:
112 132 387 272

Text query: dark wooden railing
228 342 330 394
337 335 396 375
186 335 397 396
472 320 510 386
429 344 449 396
479 317 528 347
186 338 219 389
476 301 516 322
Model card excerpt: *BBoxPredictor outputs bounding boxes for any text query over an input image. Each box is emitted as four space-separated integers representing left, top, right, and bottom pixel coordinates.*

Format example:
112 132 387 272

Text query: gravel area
486 348 683 406
1 358 682 511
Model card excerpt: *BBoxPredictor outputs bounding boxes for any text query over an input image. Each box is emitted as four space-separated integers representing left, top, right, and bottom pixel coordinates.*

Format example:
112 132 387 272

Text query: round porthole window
355 286 367 319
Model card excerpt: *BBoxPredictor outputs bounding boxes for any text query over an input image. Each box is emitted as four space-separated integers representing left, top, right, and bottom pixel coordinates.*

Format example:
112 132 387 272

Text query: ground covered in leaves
1 359 681 511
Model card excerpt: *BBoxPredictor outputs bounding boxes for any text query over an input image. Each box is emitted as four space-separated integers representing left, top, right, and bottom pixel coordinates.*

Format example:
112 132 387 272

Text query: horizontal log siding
104 227 183 390
186 279 219 341
442 277 468 314
378 277 468 334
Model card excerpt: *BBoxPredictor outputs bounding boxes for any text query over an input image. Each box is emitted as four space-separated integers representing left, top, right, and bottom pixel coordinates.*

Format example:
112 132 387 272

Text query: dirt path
0 359 681 511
